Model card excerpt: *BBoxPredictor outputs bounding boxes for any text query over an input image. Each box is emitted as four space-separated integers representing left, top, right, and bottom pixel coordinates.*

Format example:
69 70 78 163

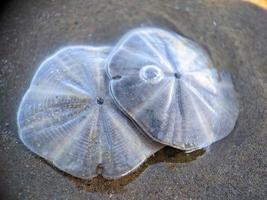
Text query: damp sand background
0 0 266 199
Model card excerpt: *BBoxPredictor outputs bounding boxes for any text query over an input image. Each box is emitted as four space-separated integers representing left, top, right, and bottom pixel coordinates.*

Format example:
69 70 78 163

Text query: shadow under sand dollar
65 147 205 193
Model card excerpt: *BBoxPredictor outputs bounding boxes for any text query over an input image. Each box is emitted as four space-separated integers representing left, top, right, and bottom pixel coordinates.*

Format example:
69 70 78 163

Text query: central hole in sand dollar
174 72 182 79
139 65 163 84
96 97 104 105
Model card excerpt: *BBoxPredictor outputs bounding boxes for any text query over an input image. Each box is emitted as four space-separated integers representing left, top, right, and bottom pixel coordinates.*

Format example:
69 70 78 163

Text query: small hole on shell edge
96 97 104 105
96 164 104 175
112 75 122 80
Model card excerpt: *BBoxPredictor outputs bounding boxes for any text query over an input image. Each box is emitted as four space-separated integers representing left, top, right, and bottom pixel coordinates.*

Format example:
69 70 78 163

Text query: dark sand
0 0 266 199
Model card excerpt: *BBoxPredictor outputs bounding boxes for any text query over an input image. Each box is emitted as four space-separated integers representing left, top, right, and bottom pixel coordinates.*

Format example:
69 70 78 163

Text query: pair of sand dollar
17 27 239 179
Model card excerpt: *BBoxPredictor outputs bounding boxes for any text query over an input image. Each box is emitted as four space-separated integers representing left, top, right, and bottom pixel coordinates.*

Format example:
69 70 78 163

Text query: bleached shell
17 46 163 179
106 28 239 151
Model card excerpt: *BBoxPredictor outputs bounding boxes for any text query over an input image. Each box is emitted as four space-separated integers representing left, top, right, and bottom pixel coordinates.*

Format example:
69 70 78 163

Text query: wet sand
0 0 266 199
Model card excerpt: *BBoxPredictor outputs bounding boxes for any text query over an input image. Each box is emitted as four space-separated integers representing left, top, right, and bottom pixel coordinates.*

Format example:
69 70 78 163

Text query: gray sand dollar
106 28 239 151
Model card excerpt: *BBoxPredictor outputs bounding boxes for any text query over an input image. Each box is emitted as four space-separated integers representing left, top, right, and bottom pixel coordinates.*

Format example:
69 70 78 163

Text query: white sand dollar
17 46 162 179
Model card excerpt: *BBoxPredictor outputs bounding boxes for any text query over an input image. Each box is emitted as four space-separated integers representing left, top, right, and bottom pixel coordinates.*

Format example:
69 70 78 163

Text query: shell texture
106 28 239 151
17 46 163 179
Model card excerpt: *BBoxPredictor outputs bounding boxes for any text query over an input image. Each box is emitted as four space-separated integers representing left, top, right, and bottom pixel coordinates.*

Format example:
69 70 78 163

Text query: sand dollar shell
106 28 239 151
17 46 163 179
